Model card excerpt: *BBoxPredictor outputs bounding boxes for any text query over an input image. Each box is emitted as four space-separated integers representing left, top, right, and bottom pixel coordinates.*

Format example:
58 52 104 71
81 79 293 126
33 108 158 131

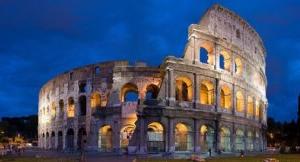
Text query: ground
0 150 299 162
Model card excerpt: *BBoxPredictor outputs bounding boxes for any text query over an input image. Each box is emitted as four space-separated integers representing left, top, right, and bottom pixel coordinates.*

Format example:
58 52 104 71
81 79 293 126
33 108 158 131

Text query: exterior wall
38 4 268 154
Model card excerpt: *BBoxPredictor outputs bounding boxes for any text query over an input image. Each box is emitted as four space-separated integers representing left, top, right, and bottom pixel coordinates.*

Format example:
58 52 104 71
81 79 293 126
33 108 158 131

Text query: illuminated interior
175 76 193 102
247 96 254 116
236 91 244 112
91 92 101 108
200 80 214 105
220 127 231 152
175 123 193 151
220 85 231 109
67 97 75 118
98 125 113 152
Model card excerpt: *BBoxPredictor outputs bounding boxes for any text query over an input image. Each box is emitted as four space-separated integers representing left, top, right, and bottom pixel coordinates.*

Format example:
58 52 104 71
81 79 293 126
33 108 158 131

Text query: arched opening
46 132 49 149
121 83 139 102
200 80 214 105
98 125 113 152
147 122 165 152
59 99 64 118
235 129 245 152
145 84 159 100
219 51 231 71
57 131 63 150
67 97 75 118
220 127 231 152
66 128 74 150
255 100 260 118
175 76 193 102
79 96 86 116
247 131 254 151
200 125 214 153
42 133 45 148
236 91 244 112
50 131 55 149
200 47 209 64
91 92 101 109
175 123 193 151
247 96 254 116
235 58 243 75
120 125 136 151
220 85 231 109
50 102 56 120
255 132 260 151
77 128 87 150
79 82 87 93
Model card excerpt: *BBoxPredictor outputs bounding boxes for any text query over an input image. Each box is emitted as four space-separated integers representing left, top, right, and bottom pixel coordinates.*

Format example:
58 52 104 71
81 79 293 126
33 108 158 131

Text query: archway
247 96 254 116
79 96 86 116
91 92 101 108
220 85 231 109
235 129 245 152
175 76 193 102
57 131 63 150
220 127 231 152
219 50 231 71
67 97 75 118
235 58 243 75
121 83 139 102
236 91 244 112
145 84 159 100
77 128 87 150
200 125 214 153
46 132 49 149
247 131 254 151
120 125 136 151
98 125 113 152
147 122 165 152
50 131 55 149
175 123 193 151
200 80 214 105
65 128 74 150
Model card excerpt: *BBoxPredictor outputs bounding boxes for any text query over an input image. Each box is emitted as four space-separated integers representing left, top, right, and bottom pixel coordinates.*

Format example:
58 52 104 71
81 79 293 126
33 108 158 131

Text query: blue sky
0 0 300 121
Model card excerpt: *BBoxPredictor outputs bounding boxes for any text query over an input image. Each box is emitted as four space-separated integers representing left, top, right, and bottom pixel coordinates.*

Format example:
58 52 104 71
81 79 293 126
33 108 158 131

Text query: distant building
38 4 268 154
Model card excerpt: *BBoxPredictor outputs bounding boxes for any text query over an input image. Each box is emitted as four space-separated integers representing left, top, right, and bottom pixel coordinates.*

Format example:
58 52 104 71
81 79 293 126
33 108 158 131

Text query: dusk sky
0 0 300 121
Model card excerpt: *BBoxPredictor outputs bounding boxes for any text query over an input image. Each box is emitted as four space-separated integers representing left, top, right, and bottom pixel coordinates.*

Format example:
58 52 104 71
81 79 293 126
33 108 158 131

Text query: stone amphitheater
38 4 268 154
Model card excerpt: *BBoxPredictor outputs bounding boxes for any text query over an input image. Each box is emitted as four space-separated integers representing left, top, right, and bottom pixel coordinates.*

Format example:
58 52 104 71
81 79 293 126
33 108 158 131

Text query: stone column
232 84 236 115
138 117 146 154
215 120 220 152
112 119 121 153
215 79 220 112
215 44 220 70
193 37 199 64
168 118 175 153
231 52 236 75
62 130 66 150
194 74 200 108
231 125 236 152
168 68 175 106
194 119 201 153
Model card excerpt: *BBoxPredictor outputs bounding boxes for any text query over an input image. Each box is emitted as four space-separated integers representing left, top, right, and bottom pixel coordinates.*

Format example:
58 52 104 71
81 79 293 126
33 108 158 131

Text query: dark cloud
0 0 299 121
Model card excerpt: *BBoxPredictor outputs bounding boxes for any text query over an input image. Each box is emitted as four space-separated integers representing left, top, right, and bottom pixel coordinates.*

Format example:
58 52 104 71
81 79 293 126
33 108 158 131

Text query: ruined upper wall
198 4 266 58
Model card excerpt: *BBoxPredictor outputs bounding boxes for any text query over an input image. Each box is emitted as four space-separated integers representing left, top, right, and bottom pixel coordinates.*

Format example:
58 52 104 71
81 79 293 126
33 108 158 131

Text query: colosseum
38 4 268 155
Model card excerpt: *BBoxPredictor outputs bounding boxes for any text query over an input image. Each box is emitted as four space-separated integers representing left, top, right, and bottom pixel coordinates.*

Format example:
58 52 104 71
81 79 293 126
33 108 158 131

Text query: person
208 148 212 157
240 150 244 157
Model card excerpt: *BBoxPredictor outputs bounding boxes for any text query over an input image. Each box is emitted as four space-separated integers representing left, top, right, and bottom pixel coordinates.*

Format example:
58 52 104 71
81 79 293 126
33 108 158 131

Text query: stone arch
219 50 231 71
200 80 214 105
120 124 136 151
200 125 215 153
46 132 49 149
58 99 64 118
91 92 101 108
145 84 159 100
255 99 260 118
236 91 244 112
50 102 56 120
235 129 245 152
175 76 193 102
235 57 243 75
175 122 193 151
98 125 113 152
50 131 55 149
79 95 87 116
220 127 231 152
247 130 254 151
67 97 75 118
199 41 215 65
220 85 231 109
57 131 63 150
77 128 87 150
247 96 254 116
120 83 139 102
65 128 74 150
147 122 165 152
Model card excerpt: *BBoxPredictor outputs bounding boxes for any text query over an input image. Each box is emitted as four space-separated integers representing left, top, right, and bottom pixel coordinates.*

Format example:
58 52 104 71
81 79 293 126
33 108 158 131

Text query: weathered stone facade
38 4 268 154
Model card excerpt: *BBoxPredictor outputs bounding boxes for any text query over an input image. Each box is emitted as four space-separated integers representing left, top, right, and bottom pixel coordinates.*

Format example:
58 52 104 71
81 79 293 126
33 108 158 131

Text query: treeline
267 117 300 151
0 115 38 141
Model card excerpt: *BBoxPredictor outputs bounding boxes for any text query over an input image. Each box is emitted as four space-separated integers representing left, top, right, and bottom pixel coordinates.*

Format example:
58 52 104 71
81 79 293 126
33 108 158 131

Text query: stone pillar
168 68 175 106
74 128 78 150
194 74 200 108
232 84 236 115
231 52 236 75
194 119 201 153
193 37 199 64
138 117 146 154
62 130 66 150
113 119 121 153
215 79 220 112
215 120 220 152
215 44 220 70
244 92 248 118
168 118 175 153
231 125 236 152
